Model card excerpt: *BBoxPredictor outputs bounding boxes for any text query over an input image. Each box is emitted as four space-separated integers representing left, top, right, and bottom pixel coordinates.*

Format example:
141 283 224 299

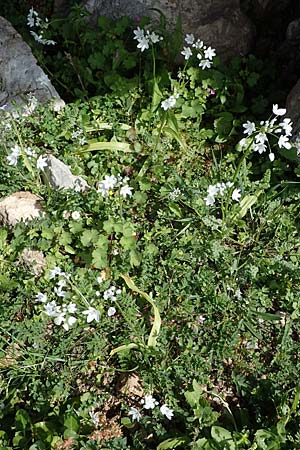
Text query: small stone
0 191 44 227
42 155 90 192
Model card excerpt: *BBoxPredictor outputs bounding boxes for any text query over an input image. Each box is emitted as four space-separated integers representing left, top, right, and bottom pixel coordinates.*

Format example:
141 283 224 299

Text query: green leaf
59 231 72 246
15 409 31 431
237 193 261 218
78 141 131 153
80 229 99 247
120 235 136 251
157 436 189 449
121 274 161 347
211 426 235 449
130 249 142 267
110 343 139 356
64 411 80 433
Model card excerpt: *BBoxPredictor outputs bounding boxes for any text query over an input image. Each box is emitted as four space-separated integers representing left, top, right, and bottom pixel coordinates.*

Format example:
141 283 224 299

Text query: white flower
67 302 77 314
141 394 158 410
272 104 286 116
73 178 86 193
35 292 47 303
54 286 67 298
255 132 268 144
137 36 150 52
269 152 275 162
49 266 63 279
7 153 19 166
231 188 241 202
181 47 192 60
207 185 219 197
193 39 204 49
253 142 267 154
82 307 100 323
280 118 293 136
243 121 256 136
97 182 109 196
71 211 81 220
149 32 162 43
102 175 118 190
7 144 21 166
185 33 195 45
30 31 56 45
205 195 215 206
97 275 104 284
169 188 181 200
27 7 37 27
37 155 48 171
128 407 142 422
54 312 65 326
108 306 116 317
161 95 177 111
120 185 133 198
278 135 292 149
133 27 145 41
204 46 216 60
62 316 77 331
198 58 212 69
160 404 174 420
44 300 59 317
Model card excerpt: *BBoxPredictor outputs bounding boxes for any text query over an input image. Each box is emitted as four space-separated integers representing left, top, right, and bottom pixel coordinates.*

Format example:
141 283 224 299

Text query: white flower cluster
36 268 77 331
97 174 133 198
240 104 293 162
36 269 123 330
133 27 163 52
128 394 174 422
6 144 48 171
181 33 216 69
161 91 179 111
27 7 56 45
71 129 87 146
205 182 241 206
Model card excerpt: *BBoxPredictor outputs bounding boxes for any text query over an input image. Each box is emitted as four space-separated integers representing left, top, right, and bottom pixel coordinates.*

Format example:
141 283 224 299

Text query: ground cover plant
0 4 300 450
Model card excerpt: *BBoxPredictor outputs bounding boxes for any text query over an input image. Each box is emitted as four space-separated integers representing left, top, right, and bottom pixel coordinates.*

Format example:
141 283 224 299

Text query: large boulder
0 191 44 227
0 16 60 108
83 0 254 61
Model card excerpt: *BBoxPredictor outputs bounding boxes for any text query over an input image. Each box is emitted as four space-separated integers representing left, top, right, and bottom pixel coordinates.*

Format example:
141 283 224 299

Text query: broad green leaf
80 229 99 247
78 141 131 153
64 412 80 433
157 436 189 449
15 409 31 431
121 274 161 347
130 249 142 267
211 426 235 450
238 192 262 218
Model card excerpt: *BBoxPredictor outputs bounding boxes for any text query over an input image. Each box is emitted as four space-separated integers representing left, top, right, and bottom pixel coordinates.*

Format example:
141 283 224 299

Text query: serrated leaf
121 274 161 347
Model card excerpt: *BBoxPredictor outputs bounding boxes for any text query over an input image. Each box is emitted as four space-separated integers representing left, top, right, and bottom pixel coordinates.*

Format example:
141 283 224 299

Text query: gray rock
42 155 90 192
0 191 44 227
286 18 300 42
84 0 253 61
286 78 300 136
0 16 60 108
